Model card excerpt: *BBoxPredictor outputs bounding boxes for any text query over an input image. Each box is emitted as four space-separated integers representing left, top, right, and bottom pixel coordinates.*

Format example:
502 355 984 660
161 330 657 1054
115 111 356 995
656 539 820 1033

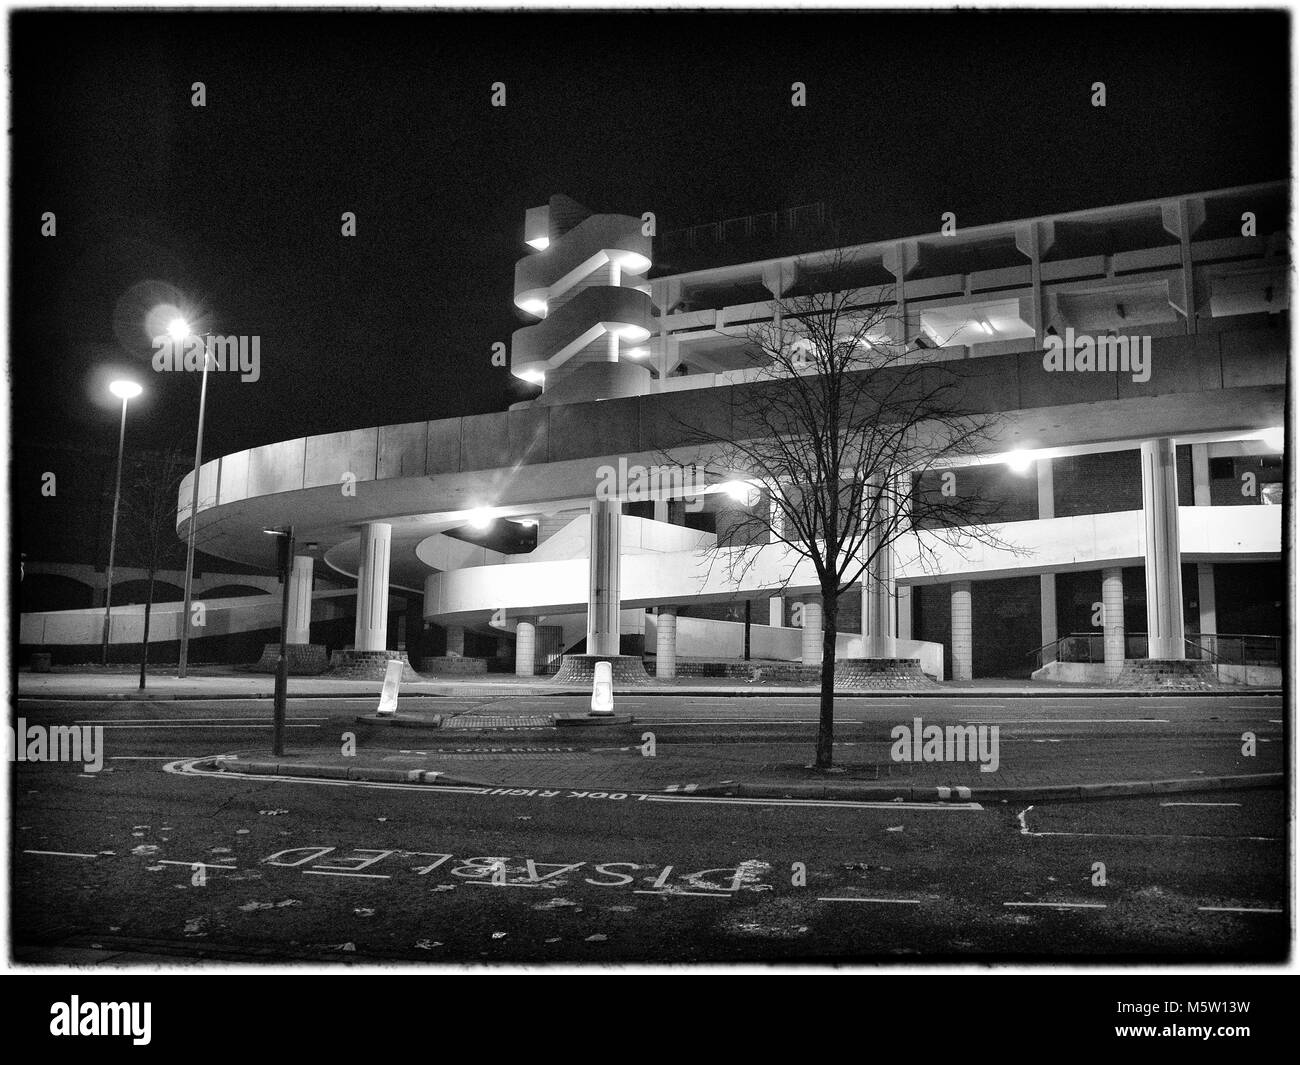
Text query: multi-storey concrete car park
20 182 1285 684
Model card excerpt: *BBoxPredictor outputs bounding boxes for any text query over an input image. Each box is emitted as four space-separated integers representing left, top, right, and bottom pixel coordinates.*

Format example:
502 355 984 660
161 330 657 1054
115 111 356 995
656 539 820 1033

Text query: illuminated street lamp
172 317 214 678
100 379 143 665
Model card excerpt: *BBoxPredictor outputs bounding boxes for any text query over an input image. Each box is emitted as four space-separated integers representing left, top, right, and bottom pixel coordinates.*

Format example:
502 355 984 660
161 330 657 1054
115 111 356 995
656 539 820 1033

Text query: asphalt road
9 694 1289 964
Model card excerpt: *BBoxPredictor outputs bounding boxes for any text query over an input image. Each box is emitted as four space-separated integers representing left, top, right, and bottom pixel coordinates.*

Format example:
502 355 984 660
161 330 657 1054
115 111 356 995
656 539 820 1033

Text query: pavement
12 664 1282 701
13 669 1285 803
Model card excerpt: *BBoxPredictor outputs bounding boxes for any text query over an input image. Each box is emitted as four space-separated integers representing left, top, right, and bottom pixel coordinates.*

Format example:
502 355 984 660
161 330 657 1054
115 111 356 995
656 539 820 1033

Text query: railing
661 203 827 253
1027 631 1281 676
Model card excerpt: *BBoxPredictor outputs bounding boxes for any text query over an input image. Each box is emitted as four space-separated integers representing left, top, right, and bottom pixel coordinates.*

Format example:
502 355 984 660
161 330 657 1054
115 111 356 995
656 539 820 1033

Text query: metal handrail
1027 630 1281 674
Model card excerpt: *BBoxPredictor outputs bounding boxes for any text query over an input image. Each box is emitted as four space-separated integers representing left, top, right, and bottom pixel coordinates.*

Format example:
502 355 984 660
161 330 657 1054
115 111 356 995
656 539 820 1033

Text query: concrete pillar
353 522 392 652
1140 438 1186 660
951 581 972 681
656 606 677 679
286 555 314 645
515 616 538 677
1191 443 1212 507
896 585 913 642
1102 567 1126 678
1197 563 1217 655
445 625 465 657
653 499 669 524
587 498 622 656
1039 574 1057 664
800 602 823 666
768 596 784 627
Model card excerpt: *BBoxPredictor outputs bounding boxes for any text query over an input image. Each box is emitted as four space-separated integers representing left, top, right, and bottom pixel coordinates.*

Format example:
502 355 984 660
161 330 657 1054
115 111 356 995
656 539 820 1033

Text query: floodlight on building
617 324 651 341
625 347 650 359
1006 449 1035 474
616 251 651 274
519 518 539 528
520 370 545 384
519 299 548 317
466 508 494 531
1259 426 1285 452
167 317 191 342
525 236 550 251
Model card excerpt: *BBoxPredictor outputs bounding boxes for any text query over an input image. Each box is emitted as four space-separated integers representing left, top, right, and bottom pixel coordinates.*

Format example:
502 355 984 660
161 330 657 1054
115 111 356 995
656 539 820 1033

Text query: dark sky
9 9 1290 460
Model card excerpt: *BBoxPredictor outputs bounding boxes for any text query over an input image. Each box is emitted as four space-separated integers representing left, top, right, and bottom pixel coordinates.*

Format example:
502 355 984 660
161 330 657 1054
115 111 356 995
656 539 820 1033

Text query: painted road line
22 849 98 859
633 890 730 899
1161 802 1242 808
109 756 187 760
74 717 329 723
1004 902 1107 909
817 896 920 905
158 860 237 869
465 881 539 888
1016 805 1279 843
1197 906 1284 914
962 718 1169 724
302 869 391 880
645 794 984 811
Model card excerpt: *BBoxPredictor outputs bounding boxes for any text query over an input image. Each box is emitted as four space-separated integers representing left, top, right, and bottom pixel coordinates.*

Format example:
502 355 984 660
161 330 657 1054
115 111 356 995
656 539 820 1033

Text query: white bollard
590 660 615 716
376 659 403 716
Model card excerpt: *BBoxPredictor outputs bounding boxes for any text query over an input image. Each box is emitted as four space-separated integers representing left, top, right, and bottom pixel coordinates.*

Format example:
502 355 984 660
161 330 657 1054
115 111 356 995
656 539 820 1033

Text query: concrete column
587 498 622 657
1102 567 1126 678
896 585 913 642
656 606 677 679
515 616 538 677
951 581 972 681
861 474 900 658
800 602 823 666
1140 438 1186 660
1191 443 1212 507
653 499 669 524
1039 574 1057 663
353 522 392 652
1197 563 1217 652
768 596 784 627
445 625 465 657
286 555 314 645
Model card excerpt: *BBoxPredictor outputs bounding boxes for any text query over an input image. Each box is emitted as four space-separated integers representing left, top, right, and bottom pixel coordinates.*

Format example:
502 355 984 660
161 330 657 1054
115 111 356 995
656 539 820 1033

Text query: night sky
9 9 1290 461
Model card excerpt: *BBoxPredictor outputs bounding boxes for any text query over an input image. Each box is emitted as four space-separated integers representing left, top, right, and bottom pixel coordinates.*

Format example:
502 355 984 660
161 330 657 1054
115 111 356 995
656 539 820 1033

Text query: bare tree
671 251 1018 768
118 448 190 689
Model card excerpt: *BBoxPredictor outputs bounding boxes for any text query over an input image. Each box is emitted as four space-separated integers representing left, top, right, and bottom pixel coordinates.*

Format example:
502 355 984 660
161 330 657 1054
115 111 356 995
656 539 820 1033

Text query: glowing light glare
625 347 650 359
618 324 651 341
466 508 494 531
518 518 539 528
520 370 545 384
525 236 550 250
167 317 191 342
519 298 547 316
721 480 759 505
1259 426 1285 451
1006 449 1035 474
616 251 651 274
109 379 143 400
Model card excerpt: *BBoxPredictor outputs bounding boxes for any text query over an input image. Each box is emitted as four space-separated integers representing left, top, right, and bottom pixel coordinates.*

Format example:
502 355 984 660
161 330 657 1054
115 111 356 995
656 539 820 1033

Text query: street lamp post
101 379 143 666
265 525 295 757
175 321 213 679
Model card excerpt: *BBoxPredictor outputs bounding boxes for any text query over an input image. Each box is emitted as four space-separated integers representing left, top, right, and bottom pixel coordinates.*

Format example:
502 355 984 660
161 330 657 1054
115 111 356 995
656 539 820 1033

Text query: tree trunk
139 569 155 690
814 586 838 768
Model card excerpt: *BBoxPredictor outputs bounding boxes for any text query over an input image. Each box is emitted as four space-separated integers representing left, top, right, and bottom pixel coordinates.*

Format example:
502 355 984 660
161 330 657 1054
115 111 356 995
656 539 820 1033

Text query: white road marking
963 718 1169 724
1016 805 1279 842
302 869 391 879
645 795 984 811
818 896 920 905
109 756 186 760
158 860 236 869
1004 901 1106 909
1161 802 1242 808
88 724 321 730
22 849 97 859
466 881 539 888
1197 906 1283 914
632 890 730 898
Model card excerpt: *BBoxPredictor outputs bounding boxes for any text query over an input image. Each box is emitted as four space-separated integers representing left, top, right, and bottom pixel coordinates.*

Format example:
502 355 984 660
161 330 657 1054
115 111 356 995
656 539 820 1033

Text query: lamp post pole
269 525 295 757
101 396 130 665
178 333 213 678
